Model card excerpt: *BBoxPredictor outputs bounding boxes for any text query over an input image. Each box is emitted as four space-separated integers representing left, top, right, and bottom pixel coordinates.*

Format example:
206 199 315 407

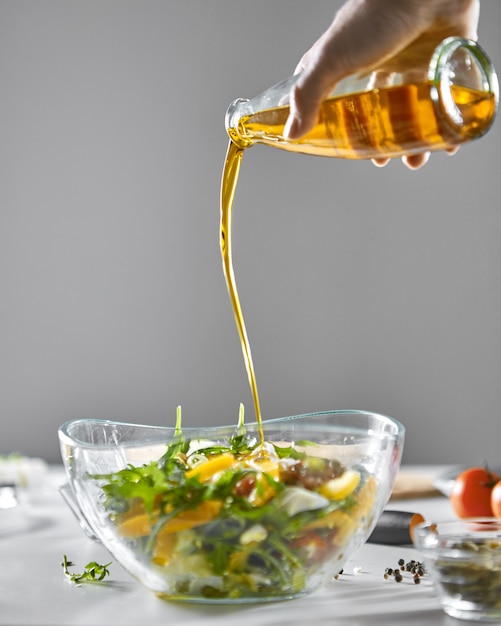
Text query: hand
284 0 480 169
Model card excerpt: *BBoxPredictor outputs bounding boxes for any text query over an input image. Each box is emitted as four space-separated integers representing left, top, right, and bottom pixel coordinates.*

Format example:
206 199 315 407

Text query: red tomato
450 467 500 519
291 532 329 565
491 481 501 519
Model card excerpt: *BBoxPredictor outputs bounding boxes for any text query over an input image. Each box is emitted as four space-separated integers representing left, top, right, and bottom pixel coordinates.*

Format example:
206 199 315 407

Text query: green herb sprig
62 554 112 584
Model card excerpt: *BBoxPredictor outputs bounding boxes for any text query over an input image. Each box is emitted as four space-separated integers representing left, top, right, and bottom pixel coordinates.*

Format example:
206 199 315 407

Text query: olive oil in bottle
228 82 496 159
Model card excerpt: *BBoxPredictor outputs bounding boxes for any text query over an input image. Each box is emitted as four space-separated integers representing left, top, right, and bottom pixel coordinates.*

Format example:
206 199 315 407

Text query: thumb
284 65 339 139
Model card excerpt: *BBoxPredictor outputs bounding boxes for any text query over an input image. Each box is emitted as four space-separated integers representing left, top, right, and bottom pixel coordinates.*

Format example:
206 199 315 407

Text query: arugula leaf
271 443 308 460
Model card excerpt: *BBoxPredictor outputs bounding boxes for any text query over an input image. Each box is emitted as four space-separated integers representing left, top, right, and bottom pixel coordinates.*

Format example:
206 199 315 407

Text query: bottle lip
429 36 499 137
225 98 253 148
224 75 301 147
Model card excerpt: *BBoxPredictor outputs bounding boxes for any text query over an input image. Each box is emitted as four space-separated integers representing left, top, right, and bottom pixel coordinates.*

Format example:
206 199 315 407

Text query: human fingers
284 28 347 139
285 0 480 142
370 153 431 170
402 152 431 170
284 0 433 140
368 69 432 170
381 146 458 170
371 158 390 168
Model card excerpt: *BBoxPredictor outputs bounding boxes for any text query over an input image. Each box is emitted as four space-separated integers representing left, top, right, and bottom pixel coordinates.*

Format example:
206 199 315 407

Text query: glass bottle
225 37 498 160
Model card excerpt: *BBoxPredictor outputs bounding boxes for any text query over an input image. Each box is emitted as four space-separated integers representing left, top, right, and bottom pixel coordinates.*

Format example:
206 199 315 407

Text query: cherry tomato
291 532 329 565
491 481 501 519
450 467 500 519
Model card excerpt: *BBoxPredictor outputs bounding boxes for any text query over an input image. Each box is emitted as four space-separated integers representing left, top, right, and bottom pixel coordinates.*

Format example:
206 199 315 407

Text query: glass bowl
414 519 501 622
58 410 404 603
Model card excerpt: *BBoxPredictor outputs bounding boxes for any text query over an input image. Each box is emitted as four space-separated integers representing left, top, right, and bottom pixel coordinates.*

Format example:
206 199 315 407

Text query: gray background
1 1 500 465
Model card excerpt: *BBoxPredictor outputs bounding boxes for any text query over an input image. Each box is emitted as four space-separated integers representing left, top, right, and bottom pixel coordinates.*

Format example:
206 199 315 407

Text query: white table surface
0 466 464 626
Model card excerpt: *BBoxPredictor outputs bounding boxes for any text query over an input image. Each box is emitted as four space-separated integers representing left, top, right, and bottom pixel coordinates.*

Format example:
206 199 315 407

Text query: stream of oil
220 140 265 444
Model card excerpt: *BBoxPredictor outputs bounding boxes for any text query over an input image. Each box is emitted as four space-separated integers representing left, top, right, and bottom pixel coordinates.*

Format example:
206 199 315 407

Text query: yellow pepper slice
348 475 378 521
305 507 352 532
118 499 223 538
318 469 361 500
185 452 235 482
152 533 177 566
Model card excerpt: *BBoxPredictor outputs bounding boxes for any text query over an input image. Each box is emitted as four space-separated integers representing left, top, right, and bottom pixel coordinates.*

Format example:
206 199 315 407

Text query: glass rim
58 409 405 449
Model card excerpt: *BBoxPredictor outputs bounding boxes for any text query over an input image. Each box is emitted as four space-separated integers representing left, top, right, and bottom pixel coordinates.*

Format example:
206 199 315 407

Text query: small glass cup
414 518 501 622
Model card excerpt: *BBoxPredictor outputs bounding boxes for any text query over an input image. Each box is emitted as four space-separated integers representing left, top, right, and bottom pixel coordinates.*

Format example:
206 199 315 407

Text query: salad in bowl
58 408 404 603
